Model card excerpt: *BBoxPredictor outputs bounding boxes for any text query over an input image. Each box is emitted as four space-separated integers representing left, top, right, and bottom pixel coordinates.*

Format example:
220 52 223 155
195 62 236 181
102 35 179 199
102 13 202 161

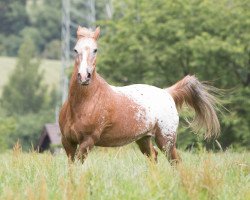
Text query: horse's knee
77 136 95 162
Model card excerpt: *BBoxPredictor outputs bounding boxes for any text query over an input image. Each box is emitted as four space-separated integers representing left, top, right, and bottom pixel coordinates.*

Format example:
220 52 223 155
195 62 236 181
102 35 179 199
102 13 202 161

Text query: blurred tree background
0 0 249 151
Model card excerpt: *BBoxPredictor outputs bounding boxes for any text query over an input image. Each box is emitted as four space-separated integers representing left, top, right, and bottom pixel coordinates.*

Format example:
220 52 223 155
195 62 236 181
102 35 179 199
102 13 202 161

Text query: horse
59 26 220 164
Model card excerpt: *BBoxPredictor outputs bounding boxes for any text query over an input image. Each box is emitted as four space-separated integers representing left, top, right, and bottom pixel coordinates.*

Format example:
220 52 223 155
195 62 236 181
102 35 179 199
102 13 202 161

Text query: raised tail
167 75 220 139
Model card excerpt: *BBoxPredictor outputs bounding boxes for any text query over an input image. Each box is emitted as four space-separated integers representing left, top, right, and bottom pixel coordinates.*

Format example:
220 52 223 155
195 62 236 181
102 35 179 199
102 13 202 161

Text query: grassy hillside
0 56 61 95
0 145 249 200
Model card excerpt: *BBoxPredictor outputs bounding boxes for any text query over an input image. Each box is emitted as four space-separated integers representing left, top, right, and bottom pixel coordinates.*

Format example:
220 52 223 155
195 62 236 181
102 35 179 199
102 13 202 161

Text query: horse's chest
66 113 105 143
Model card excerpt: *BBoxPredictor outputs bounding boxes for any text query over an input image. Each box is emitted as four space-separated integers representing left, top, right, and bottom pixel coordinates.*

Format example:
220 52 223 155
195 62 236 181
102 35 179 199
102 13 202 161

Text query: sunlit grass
0 144 249 200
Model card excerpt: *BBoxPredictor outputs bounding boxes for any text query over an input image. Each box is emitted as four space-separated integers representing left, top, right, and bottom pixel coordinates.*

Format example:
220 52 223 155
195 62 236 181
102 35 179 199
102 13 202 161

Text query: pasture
0 145 249 200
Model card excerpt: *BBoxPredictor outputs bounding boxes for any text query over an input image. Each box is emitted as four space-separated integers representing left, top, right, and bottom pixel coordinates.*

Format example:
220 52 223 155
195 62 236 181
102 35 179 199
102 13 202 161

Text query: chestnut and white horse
59 26 220 164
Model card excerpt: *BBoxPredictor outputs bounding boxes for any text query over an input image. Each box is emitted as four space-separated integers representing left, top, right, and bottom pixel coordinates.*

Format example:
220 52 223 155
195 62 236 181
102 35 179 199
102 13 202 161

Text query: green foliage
0 0 29 35
7 110 54 151
0 39 57 151
0 0 61 58
0 117 16 152
28 0 61 54
43 39 61 59
0 111 54 152
1 38 47 116
0 0 29 56
219 87 250 149
0 148 249 199
99 0 250 86
98 0 250 150
0 56 61 95
20 27 43 51
0 34 22 56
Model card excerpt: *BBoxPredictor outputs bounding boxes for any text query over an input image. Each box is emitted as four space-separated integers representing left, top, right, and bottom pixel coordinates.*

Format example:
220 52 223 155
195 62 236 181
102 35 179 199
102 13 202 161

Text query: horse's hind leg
155 132 180 165
136 136 158 162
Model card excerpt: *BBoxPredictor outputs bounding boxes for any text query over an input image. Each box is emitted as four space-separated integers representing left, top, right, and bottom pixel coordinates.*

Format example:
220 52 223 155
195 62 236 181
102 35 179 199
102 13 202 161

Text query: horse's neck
68 69 109 109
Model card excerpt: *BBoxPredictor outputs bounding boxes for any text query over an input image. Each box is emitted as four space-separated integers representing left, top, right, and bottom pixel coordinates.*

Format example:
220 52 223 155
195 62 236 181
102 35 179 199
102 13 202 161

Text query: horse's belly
95 129 152 147
95 136 139 147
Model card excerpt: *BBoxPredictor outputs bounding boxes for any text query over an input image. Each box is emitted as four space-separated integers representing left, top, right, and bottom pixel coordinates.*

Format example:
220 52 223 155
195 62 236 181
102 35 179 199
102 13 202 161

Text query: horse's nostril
87 72 91 79
78 73 81 79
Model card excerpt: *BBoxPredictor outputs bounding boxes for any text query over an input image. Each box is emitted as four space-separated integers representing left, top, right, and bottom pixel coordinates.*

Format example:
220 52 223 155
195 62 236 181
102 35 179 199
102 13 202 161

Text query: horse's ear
77 26 82 38
94 26 100 40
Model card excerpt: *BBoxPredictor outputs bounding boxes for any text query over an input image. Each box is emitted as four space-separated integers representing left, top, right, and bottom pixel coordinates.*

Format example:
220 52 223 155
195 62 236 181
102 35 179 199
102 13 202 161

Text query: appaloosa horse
59 26 220 164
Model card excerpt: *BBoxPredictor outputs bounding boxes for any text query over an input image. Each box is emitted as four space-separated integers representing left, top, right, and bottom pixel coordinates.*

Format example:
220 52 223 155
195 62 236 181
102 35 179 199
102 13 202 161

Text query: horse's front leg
77 134 99 163
61 136 77 163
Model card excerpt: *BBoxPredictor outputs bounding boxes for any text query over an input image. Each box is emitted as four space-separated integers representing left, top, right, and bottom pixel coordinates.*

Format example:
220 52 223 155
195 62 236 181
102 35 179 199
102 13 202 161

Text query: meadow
0 56 60 95
0 144 249 200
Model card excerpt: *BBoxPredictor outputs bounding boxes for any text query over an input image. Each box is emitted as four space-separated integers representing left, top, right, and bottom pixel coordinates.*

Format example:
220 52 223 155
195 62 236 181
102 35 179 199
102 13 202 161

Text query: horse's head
74 26 100 85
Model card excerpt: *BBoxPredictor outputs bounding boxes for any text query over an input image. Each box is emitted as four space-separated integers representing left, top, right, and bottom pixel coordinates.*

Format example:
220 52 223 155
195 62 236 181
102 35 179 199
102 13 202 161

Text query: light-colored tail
167 75 220 139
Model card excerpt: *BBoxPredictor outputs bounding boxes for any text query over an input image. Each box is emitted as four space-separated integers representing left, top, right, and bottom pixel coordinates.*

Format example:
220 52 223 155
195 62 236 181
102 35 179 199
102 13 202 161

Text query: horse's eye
93 49 98 53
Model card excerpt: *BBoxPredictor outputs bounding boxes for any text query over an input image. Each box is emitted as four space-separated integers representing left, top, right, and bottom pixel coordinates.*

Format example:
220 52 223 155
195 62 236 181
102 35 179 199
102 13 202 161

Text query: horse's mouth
80 78 91 85
81 81 90 85
78 79 90 85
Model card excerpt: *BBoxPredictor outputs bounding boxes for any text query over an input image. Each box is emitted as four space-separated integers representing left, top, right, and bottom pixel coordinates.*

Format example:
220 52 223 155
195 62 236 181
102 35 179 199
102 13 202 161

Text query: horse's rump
111 84 179 136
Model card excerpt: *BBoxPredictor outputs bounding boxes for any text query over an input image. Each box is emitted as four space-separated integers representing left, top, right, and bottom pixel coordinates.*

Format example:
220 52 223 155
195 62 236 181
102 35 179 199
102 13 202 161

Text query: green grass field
0 145 249 200
0 56 61 95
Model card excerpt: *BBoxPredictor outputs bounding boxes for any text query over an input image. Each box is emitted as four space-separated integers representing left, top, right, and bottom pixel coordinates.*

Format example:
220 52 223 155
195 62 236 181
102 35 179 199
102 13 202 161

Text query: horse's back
111 84 179 135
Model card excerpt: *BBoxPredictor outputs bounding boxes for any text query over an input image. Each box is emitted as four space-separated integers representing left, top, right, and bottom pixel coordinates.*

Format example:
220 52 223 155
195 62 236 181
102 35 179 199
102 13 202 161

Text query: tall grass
0 144 249 200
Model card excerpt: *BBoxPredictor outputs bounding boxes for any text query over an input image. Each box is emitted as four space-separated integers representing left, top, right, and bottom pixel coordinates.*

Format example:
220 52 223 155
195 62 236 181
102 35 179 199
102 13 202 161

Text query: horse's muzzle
78 73 91 85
